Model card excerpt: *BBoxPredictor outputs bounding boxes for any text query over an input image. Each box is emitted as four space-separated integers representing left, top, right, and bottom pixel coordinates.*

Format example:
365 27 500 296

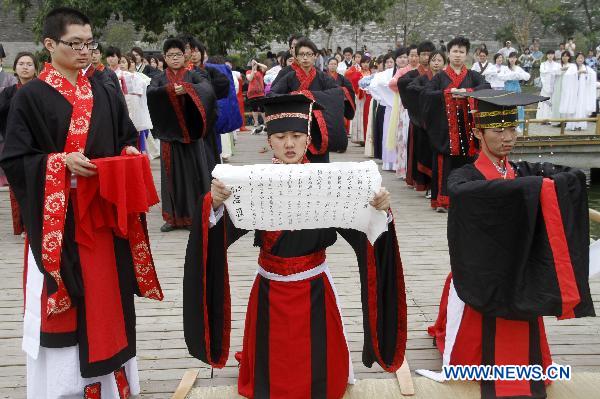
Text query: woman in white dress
486 53 511 90
551 51 576 124
561 52 597 131
536 50 560 120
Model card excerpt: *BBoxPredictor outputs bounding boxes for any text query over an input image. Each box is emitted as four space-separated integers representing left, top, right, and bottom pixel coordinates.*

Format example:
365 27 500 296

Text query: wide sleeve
470 69 492 90
340 75 356 120
207 66 231 99
448 166 594 320
183 193 249 367
420 74 449 153
559 66 578 114
337 215 407 372
584 68 597 114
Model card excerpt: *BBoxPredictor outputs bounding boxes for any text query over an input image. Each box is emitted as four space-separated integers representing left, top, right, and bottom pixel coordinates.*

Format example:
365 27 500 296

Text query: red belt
258 249 326 276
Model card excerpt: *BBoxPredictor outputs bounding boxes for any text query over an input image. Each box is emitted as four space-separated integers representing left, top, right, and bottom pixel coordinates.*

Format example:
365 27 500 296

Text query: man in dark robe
0 8 162 398
183 94 407 399
147 38 217 232
425 90 594 399
398 41 435 192
270 37 350 163
421 37 490 211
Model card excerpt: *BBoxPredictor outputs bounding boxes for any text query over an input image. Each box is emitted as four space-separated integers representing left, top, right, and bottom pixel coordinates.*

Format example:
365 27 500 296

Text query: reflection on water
590 185 600 241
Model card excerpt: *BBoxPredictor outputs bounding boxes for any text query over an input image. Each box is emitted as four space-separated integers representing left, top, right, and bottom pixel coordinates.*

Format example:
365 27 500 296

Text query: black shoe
160 223 175 232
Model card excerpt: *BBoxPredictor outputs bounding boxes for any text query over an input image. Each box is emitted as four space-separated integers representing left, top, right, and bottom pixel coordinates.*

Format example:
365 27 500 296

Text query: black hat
0 44 6 59
457 89 548 129
251 94 323 136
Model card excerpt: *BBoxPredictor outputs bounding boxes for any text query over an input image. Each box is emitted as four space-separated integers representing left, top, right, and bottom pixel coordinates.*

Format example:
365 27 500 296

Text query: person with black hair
0 44 18 94
104 45 122 71
395 41 435 191
423 90 594 399
130 46 156 77
336 46 354 74
421 36 490 211
347 54 373 148
0 51 37 233
326 56 356 146
84 43 124 103
0 7 164 398
180 35 230 101
471 47 492 80
146 38 218 232
404 51 447 188
270 37 351 162
536 50 560 120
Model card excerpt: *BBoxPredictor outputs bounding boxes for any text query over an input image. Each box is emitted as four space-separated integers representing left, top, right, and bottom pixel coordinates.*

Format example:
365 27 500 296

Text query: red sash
442 66 477 156
165 67 207 143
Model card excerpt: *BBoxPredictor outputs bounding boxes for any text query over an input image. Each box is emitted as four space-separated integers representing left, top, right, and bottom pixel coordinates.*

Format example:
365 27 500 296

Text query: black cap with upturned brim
250 94 324 136
456 89 549 129
0 44 6 59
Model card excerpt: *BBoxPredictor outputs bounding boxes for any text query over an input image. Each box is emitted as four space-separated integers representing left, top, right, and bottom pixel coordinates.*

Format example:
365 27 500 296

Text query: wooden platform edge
171 368 200 399
396 358 415 396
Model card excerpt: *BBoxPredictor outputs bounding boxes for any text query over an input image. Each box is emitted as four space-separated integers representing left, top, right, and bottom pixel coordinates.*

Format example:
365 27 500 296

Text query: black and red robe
0 64 163 397
399 67 433 191
421 66 490 208
329 70 356 144
428 152 594 399
183 194 407 399
147 68 217 227
270 64 350 161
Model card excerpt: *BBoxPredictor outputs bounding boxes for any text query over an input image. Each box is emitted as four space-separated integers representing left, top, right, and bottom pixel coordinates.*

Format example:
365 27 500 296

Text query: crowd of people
0 6 597 399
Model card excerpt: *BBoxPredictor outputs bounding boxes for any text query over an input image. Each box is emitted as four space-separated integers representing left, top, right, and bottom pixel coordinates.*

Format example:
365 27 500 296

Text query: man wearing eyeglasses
270 37 354 162
147 38 218 232
0 7 164 399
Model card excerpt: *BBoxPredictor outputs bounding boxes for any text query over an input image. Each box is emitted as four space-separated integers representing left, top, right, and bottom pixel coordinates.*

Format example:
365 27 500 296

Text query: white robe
486 64 512 90
536 61 560 119
561 65 597 130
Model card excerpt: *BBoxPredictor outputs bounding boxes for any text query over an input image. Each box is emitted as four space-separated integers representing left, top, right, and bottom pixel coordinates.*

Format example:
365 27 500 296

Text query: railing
518 109 600 136
591 208 600 224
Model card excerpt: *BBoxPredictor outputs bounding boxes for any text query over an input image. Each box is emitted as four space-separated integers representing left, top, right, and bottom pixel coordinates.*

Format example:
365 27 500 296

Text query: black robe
147 69 217 227
183 194 407 398
270 67 348 162
0 74 142 378
399 71 433 190
448 161 595 320
330 72 356 121
421 69 490 155
421 69 490 208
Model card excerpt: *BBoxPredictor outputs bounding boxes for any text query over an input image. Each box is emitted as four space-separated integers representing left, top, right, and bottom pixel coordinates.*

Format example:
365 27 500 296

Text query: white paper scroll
212 161 388 243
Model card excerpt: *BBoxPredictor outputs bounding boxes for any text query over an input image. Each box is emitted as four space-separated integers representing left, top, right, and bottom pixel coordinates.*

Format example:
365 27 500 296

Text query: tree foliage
381 0 442 45
3 0 395 54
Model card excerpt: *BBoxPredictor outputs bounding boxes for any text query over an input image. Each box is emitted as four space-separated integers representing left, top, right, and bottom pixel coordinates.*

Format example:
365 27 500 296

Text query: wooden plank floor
0 132 598 398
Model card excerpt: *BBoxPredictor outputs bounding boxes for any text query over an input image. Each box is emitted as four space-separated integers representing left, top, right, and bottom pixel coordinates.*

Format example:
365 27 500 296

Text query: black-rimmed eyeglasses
57 40 99 51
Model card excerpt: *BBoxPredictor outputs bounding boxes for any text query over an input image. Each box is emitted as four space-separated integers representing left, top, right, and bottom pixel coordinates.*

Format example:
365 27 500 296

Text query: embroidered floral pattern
38 63 94 317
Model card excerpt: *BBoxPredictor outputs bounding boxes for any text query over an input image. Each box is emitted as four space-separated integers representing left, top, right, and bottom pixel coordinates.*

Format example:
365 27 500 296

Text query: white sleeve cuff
209 204 225 228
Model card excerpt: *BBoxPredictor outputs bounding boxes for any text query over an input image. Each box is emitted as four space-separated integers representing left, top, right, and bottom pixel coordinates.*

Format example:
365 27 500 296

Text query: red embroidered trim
114 366 131 399
9 188 23 235
200 194 228 367
38 63 94 317
291 63 316 90
342 87 356 111
442 66 476 156
165 68 208 141
165 83 191 143
417 64 433 80
297 90 329 155
129 214 163 300
258 249 326 276
84 382 101 399
474 151 516 180
261 231 283 252
417 162 432 177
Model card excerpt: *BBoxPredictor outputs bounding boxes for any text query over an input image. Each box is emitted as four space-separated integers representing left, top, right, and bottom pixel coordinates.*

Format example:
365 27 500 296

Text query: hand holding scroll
370 187 391 211
211 178 231 210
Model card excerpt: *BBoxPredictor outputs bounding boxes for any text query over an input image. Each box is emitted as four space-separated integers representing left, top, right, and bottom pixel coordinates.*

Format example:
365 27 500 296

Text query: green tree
381 0 442 45
4 0 395 54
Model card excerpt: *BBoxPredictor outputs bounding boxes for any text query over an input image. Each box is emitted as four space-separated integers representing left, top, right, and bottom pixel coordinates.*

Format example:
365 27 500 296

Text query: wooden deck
0 132 598 398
